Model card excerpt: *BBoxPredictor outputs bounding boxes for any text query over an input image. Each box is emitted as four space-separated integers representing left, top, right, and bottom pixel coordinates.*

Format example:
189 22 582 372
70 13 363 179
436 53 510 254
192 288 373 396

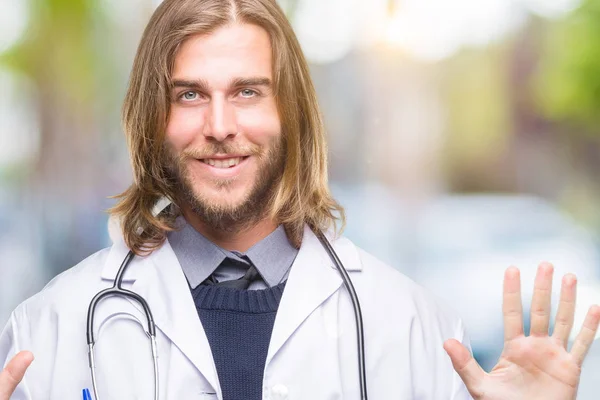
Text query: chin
195 188 250 212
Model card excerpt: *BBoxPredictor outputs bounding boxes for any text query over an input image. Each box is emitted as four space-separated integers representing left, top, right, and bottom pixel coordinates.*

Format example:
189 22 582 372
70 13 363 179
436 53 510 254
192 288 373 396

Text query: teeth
203 157 242 168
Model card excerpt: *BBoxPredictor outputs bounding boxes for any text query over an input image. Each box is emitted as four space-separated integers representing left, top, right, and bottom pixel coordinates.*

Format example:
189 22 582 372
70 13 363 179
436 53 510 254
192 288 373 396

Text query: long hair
110 0 345 255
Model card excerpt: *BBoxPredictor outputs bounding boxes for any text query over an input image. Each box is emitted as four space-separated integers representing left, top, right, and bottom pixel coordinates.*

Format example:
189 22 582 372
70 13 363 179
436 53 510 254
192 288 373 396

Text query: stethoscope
86 227 368 400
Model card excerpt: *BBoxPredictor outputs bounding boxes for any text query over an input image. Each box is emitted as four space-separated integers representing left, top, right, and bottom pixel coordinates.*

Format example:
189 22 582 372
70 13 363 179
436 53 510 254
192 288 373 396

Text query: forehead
172 22 273 81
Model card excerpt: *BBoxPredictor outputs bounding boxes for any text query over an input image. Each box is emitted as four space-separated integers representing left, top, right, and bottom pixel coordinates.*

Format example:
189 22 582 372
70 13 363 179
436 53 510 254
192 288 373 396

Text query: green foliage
441 45 513 165
0 0 108 104
535 0 600 131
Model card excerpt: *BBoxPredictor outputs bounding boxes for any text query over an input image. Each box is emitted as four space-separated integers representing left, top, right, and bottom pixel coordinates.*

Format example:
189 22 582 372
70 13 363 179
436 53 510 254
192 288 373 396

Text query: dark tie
204 257 262 290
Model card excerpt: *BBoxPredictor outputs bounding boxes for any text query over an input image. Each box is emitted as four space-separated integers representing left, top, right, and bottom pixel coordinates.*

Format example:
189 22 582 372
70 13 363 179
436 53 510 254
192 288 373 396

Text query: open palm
445 263 600 400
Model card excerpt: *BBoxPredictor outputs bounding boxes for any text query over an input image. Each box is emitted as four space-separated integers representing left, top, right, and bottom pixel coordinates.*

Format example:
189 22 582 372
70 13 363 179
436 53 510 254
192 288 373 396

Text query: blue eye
182 91 197 100
240 89 256 98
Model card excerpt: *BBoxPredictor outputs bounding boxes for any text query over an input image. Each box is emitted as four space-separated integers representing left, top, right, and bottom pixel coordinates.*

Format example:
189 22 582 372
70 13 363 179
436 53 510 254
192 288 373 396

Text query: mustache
179 142 262 160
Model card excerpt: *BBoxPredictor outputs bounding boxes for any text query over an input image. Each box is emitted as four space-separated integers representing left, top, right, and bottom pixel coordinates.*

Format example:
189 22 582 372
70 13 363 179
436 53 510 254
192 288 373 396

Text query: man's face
165 23 283 229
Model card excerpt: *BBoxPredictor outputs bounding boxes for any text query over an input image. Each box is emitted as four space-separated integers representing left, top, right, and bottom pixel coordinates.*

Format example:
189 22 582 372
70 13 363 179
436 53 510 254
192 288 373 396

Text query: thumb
444 339 485 397
0 351 34 400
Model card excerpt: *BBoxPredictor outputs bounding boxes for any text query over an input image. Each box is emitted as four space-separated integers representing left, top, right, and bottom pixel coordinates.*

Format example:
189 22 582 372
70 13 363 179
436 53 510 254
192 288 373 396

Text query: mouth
199 156 249 169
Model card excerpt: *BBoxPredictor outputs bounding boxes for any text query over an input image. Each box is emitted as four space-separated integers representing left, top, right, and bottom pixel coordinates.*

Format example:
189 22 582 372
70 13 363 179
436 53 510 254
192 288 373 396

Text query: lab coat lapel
266 226 352 365
101 239 221 397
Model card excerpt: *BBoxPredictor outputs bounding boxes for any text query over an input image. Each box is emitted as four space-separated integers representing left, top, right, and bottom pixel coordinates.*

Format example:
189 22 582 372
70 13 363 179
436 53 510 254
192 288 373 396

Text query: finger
530 262 554 336
503 266 524 342
570 305 600 367
0 351 34 399
444 339 486 396
551 273 577 348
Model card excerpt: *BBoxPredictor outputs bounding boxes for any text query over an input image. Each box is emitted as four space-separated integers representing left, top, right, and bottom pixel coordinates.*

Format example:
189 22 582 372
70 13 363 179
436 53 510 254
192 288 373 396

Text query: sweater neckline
192 281 286 314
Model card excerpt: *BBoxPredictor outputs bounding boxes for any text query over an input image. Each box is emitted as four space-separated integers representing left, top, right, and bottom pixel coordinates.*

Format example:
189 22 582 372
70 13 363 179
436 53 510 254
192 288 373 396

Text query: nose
203 96 237 142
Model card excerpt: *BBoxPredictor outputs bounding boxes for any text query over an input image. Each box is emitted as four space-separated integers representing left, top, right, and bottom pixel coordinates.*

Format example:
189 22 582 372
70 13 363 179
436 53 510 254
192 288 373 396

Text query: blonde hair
110 0 344 255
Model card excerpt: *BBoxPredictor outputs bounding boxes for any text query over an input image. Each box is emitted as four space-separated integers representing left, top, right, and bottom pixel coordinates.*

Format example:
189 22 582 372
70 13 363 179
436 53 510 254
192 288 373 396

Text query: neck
180 204 278 252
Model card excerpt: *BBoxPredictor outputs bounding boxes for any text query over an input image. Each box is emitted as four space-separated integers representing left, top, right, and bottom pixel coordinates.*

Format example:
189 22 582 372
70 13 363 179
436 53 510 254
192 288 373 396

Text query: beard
164 137 285 233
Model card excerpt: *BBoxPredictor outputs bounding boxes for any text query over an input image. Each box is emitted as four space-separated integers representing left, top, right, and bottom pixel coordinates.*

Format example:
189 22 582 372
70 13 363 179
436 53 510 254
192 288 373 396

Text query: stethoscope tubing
86 250 159 400
313 228 368 400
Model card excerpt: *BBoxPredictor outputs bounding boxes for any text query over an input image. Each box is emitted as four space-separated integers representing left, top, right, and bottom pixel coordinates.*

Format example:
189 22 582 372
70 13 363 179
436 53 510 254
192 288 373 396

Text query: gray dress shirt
167 217 299 290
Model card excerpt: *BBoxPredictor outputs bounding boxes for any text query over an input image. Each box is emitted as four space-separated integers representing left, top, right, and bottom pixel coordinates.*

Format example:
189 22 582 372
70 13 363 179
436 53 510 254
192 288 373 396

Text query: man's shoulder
12 246 112 320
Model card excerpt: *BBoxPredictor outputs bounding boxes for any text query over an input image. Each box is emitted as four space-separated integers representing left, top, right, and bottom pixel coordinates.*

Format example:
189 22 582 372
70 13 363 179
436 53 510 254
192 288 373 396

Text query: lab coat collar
266 225 362 364
100 225 362 281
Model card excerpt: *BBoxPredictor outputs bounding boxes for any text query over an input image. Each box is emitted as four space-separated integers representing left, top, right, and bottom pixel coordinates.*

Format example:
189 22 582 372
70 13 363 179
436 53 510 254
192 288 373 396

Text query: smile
200 156 249 169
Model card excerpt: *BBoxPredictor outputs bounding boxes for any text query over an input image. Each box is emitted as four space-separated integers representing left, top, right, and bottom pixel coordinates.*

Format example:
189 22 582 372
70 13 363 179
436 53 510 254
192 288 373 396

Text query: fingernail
22 351 34 363
563 274 577 286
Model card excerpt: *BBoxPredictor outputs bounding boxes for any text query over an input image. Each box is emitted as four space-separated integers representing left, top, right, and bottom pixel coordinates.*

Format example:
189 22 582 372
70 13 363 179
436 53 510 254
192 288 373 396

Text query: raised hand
445 263 600 400
0 351 33 400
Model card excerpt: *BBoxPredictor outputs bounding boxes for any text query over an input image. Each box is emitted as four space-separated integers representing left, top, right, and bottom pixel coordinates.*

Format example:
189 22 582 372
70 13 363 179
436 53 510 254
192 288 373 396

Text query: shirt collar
167 217 298 289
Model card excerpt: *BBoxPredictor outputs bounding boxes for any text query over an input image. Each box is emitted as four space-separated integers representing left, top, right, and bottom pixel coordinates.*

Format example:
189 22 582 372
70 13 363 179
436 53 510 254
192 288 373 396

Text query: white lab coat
0 226 472 399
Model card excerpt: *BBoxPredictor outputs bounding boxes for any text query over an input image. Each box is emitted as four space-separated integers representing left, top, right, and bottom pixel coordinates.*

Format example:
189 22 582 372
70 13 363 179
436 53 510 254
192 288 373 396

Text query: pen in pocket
82 388 92 400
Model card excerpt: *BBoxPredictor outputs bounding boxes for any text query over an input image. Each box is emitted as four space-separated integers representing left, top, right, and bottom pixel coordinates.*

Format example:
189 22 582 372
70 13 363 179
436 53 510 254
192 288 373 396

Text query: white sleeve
451 318 475 400
0 311 33 400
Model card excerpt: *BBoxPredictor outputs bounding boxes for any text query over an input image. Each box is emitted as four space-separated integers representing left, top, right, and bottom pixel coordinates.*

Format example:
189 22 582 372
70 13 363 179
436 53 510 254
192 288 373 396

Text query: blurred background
1 0 600 396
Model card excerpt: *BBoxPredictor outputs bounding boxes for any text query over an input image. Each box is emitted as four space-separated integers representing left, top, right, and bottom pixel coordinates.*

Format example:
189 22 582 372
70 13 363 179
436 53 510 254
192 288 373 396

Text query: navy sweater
191 282 286 400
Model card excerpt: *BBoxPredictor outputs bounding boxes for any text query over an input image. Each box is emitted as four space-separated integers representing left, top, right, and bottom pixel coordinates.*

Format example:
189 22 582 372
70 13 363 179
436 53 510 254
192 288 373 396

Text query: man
1 0 599 398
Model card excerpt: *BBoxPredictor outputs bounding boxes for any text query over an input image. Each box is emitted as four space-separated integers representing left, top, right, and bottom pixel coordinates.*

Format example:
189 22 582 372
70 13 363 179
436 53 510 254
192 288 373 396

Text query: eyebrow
170 76 272 91
230 77 272 88
171 79 210 92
